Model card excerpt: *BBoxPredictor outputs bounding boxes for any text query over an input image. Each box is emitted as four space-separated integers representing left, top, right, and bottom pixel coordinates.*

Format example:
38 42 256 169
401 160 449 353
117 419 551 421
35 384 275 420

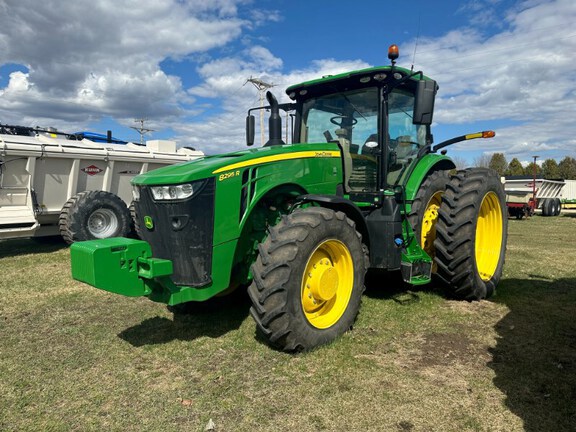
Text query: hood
131 143 338 186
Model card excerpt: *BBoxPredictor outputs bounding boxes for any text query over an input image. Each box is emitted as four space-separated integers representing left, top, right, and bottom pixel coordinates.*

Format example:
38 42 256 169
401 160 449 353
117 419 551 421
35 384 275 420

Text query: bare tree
472 153 491 168
450 155 469 170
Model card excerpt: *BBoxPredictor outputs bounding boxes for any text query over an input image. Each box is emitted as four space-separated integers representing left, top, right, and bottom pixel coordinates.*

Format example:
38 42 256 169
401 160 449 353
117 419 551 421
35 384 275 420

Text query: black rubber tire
546 199 552 216
541 198 553 216
408 170 450 263
248 207 368 352
129 201 140 238
553 198 562 216
434 168 508 300
59 191 132 244
550 198 558 216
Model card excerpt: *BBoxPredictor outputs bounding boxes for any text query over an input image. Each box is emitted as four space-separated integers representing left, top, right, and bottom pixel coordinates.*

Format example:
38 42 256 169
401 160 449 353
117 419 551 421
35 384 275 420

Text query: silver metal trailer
0 129 203 242
504 177 565 218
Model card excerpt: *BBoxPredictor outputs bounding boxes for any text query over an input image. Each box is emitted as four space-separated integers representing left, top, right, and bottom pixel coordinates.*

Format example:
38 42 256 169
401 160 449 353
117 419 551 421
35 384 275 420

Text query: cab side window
387 90 427 185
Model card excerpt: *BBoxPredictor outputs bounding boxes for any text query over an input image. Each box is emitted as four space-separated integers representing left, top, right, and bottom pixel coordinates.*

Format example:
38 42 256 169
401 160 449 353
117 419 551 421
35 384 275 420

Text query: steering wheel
330 115 358 127
396 136 420 147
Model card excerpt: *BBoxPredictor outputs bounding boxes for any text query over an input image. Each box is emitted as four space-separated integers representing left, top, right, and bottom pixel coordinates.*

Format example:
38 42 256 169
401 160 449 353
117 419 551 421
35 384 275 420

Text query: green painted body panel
209 143 342 246
403 153 456 207
132 143 340 187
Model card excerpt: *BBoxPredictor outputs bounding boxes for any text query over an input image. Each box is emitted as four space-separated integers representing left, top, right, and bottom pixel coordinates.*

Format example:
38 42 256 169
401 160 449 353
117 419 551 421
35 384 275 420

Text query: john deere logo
144 216 154 230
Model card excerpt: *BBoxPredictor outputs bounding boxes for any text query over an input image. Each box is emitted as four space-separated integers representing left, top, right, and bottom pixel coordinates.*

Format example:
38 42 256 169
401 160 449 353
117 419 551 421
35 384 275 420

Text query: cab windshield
298 86 427 191
300 88 378 148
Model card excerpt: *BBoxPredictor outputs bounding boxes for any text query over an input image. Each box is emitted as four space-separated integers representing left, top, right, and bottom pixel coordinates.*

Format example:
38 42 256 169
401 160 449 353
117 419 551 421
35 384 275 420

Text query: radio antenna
411 13 421 72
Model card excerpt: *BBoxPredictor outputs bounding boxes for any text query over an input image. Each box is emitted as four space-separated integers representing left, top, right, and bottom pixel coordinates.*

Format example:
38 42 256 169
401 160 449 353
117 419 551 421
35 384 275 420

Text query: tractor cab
291 78 431 194
247 45 437 207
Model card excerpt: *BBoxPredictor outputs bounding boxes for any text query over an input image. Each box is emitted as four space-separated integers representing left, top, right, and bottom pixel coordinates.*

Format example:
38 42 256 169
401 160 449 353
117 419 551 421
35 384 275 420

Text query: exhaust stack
265 91 285 146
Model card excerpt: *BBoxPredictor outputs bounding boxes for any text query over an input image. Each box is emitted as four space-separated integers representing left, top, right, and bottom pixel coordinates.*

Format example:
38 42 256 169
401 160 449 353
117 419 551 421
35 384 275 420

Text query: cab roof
286 65 433 99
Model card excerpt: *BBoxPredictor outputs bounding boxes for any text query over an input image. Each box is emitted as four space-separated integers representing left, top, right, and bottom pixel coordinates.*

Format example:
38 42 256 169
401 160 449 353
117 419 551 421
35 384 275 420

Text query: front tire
248 207 368 352
59 191 132 244
434 168 508 300
129 201 140 238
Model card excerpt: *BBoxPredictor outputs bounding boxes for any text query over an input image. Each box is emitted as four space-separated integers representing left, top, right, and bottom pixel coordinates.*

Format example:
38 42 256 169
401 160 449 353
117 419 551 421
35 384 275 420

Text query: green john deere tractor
70 46 508 351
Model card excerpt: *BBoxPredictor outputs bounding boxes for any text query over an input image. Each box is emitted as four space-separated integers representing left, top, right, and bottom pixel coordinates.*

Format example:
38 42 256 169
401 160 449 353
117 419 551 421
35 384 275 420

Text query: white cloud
0 0 262 127
1 71 32 94
405 0 576 162
2 0 574 166
177 50 370 154
178 0 576 159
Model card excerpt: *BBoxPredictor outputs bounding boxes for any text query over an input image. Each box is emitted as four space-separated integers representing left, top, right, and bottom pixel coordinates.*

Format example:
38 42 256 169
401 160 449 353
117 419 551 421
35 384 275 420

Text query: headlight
151 183 196 201
132 185 140 201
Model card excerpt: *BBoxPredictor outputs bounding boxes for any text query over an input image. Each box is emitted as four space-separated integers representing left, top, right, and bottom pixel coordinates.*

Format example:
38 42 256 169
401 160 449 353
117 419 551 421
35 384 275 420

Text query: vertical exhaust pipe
265 91 285 146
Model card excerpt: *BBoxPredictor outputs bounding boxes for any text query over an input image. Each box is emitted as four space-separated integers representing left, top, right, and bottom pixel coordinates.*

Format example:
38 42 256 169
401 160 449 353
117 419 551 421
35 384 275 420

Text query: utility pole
130 119 155 145
532 155 539 203
246 77 275 146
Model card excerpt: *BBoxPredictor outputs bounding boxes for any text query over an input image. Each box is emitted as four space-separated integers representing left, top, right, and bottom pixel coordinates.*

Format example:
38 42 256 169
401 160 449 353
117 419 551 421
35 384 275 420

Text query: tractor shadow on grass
118 290 252 347
363 268 444 303
488 277 576 432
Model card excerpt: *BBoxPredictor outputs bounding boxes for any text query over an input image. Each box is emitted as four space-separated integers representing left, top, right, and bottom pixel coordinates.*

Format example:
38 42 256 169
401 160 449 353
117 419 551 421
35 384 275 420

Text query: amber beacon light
388 44 399 65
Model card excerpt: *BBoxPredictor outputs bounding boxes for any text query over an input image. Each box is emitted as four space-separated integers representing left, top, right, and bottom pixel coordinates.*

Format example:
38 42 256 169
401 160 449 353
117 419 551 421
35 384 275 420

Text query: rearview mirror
413 79 437 125
246 115 255 146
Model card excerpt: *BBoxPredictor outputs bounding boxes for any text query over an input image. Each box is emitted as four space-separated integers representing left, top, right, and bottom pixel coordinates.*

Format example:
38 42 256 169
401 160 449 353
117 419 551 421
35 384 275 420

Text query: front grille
134 178 215 287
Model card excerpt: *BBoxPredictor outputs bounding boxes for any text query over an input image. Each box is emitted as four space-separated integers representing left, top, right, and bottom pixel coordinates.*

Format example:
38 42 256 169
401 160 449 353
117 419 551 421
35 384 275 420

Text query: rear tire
59 191 132 244
408 170 450 266
541 198 553 216
434 168 508 300
553 198 562 216
248 207 368 352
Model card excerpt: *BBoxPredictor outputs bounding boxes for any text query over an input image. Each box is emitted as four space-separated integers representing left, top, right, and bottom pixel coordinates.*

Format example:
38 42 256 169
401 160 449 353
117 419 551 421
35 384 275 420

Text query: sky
0 0 575 166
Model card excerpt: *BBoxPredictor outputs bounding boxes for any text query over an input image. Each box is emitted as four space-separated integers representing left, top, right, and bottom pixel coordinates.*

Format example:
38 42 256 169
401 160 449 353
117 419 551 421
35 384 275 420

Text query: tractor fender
403 154 455 202
297 194 370 248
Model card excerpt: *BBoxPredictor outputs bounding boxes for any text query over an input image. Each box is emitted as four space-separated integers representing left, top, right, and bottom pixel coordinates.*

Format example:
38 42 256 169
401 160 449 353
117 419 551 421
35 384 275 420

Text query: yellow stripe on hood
212 150 341 174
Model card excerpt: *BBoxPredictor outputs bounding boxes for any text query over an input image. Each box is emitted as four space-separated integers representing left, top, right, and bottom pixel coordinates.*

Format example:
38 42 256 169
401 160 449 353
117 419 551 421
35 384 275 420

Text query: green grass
1 214 575 431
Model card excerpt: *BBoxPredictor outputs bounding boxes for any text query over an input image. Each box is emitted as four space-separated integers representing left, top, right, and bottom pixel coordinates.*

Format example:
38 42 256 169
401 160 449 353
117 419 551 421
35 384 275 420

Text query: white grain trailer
0 127 203 243
504 177 565 218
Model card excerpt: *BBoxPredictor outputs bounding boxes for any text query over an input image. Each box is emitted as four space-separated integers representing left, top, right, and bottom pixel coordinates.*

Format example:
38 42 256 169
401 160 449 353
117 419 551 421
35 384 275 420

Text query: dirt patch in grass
417 331 484 368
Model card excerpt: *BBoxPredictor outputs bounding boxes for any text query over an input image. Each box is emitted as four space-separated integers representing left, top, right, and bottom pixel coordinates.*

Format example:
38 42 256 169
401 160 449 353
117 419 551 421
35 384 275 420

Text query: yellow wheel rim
420 191 443 257
475 192 503 281
301 239 354 329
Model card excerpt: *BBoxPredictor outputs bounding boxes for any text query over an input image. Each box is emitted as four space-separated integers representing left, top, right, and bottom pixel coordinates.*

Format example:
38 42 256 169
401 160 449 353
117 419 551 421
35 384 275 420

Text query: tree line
477 153 576 179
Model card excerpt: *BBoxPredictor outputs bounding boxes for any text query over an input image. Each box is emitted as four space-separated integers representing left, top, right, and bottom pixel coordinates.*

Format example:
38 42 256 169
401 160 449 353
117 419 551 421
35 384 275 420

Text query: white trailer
561 179 576 208
504 177 565 218
0 127 203 242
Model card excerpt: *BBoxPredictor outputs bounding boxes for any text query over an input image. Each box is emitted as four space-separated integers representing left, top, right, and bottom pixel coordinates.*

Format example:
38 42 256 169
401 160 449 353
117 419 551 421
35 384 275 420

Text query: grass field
1 214 575 432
